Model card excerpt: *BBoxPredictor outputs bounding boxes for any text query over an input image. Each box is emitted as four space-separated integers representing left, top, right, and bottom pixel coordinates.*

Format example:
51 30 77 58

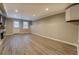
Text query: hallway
0 34 77 55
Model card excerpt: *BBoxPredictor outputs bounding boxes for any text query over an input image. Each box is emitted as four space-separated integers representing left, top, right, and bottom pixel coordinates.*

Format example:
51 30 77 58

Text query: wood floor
0 34 77 55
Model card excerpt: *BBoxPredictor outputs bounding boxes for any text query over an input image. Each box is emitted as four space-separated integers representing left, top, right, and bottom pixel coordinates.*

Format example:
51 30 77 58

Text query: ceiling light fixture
15 9 18 12
33 14 36 16
45 8 49 11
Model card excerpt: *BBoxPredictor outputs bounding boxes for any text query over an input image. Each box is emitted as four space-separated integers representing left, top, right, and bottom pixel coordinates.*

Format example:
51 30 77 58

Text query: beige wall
5 18 13 35
78 24 79 54
31 13 78 45
5 18 30 35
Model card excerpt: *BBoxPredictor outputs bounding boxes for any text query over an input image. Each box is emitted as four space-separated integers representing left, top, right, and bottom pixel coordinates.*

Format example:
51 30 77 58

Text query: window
23 22 28 29
13 21 19 28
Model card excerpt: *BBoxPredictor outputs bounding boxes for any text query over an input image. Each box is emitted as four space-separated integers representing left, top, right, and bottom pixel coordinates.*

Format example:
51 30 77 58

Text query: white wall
78 24 79 54
31 13 78 46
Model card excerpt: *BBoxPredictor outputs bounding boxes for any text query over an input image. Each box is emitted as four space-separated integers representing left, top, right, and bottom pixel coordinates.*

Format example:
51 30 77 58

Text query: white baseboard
32 33 78 47
5 32 78 47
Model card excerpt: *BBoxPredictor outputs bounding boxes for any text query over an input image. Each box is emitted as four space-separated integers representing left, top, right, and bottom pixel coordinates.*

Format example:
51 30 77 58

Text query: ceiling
3 3 72 21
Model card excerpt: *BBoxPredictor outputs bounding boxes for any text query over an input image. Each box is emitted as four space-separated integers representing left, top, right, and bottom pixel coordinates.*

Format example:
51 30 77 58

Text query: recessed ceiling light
15 9 18 12
45 8 49 11
33 14 36 16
